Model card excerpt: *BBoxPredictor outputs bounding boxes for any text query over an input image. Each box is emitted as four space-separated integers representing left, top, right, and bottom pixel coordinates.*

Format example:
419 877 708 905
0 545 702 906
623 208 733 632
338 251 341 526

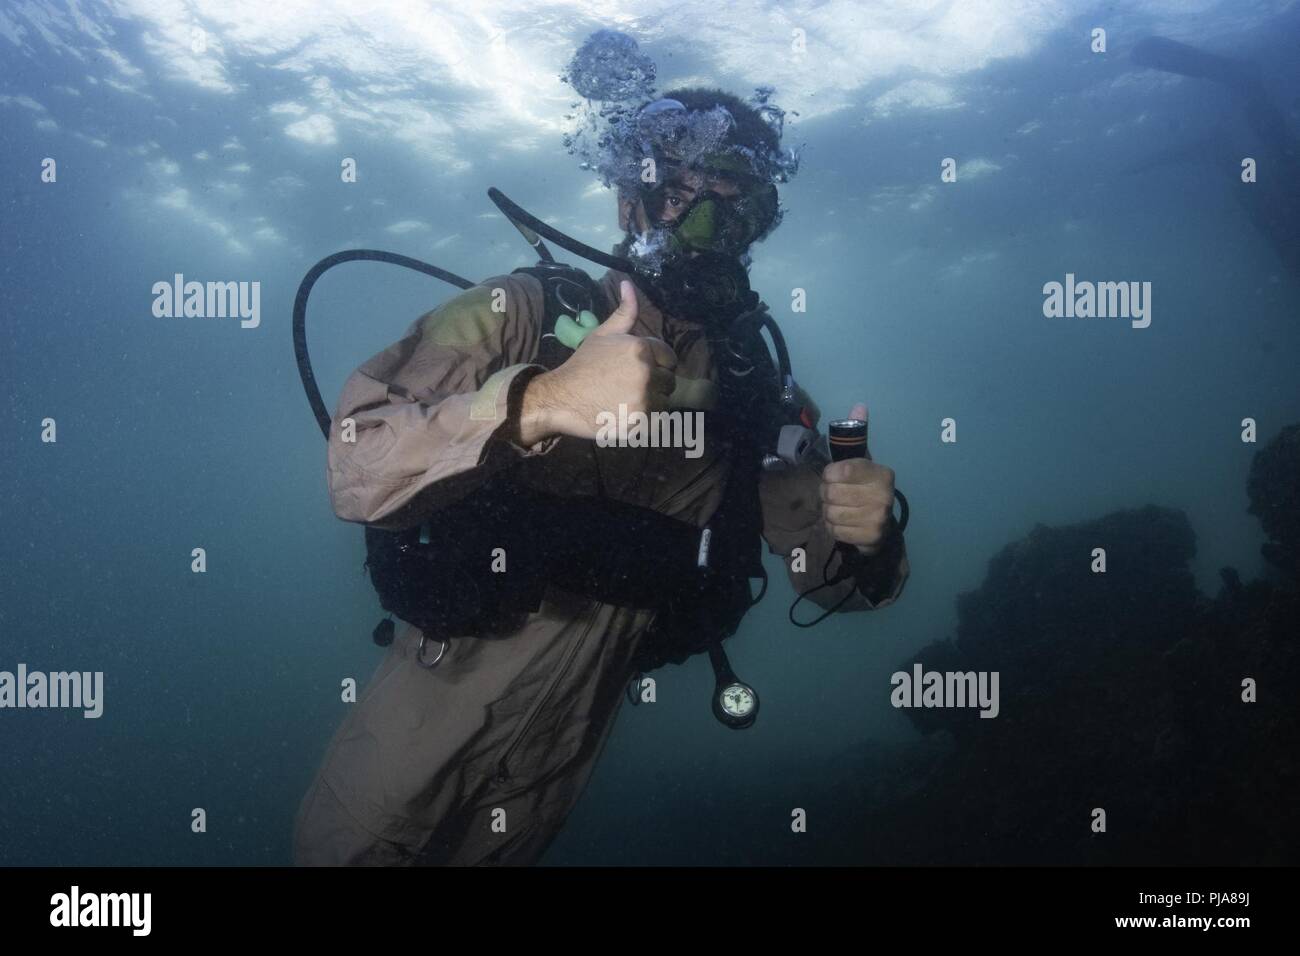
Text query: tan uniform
294 269 908 865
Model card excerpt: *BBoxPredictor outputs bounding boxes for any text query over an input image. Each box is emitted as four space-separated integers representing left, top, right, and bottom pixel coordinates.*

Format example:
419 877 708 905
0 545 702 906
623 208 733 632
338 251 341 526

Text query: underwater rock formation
875 427 1300 865
1248 422 1300 574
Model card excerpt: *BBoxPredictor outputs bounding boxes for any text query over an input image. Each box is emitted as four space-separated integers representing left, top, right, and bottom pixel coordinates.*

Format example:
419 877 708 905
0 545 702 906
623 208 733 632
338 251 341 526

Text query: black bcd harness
363 261 771 685
293 191 908 729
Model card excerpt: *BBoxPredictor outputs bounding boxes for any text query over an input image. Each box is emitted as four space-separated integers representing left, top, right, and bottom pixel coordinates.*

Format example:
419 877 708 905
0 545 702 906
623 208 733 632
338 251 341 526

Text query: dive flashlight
828 418 868 463
828 418 870 571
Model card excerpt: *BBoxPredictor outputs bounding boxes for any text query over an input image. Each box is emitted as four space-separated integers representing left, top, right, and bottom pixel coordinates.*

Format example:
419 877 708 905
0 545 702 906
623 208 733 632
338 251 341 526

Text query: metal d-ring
416 633 448 669
552 276 590 317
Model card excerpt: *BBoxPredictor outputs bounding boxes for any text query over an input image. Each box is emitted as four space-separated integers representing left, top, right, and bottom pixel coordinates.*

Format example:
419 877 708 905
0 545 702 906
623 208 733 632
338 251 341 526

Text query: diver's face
618 167 742 236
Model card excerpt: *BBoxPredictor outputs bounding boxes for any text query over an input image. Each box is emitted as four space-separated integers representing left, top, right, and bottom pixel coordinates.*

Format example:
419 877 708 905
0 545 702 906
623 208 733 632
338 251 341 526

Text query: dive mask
632 166 776 324
643 178 779 258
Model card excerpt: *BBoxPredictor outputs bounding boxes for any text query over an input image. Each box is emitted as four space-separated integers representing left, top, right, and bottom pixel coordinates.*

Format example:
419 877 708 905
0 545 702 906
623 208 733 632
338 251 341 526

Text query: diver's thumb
846 403 870 456
592 280 638 336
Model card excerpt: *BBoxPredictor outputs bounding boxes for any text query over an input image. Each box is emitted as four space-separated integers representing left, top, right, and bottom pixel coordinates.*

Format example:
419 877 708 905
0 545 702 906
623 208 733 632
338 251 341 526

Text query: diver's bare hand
519 280 676 444
820 404 896 555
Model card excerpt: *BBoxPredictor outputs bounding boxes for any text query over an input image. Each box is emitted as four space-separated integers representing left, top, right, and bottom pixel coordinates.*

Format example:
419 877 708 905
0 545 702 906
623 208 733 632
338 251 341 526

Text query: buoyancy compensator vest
292 188 908 728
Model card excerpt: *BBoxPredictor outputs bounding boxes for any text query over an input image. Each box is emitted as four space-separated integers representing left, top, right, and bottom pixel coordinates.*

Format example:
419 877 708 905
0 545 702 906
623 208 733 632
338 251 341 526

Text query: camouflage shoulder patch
424 284 510 347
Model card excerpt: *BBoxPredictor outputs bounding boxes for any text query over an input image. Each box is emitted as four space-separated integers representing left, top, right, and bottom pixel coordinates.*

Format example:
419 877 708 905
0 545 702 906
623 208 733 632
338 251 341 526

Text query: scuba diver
292 81 909 866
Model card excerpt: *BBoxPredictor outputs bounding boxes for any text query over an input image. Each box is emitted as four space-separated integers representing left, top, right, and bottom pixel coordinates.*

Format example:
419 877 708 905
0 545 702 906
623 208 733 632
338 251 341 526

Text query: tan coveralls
294 269 908 865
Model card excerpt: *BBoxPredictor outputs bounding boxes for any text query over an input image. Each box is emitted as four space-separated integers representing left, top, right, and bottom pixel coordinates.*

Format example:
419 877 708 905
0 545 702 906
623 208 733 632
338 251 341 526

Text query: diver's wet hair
659 86 781 161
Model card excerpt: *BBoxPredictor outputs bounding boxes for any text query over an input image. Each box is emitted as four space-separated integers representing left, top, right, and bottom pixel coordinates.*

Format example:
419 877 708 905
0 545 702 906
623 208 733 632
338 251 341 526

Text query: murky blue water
2 1 1297 865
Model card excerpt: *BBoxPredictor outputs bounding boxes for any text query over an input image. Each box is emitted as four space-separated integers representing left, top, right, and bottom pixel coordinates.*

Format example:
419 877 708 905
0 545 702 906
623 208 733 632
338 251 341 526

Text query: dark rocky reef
1248 422 1300 575
871 429 1300 865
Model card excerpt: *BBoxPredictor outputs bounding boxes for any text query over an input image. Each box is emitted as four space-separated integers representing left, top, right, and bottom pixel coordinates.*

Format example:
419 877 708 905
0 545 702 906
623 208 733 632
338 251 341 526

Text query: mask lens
658 192 758 256
641 152 779 255
674 197 723 252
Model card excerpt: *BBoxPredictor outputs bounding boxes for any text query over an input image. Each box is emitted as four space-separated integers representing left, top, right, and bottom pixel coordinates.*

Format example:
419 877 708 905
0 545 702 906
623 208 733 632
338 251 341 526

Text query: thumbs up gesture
519 280 678 444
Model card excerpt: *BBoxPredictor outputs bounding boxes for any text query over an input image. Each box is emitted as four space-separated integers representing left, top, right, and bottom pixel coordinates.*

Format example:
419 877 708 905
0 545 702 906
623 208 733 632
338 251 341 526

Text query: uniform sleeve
326 273 557 529
758 460 910 613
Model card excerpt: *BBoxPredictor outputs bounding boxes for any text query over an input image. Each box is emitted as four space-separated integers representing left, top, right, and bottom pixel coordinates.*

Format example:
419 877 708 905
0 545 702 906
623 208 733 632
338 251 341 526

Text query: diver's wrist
518 370 560 446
